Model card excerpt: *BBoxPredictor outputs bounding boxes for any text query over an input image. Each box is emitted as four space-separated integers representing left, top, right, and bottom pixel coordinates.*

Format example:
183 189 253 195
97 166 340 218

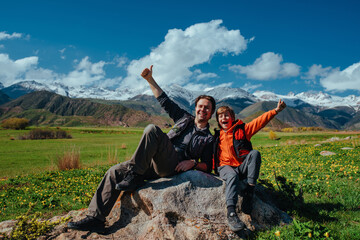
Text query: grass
0 127 144 177
0 127 359 239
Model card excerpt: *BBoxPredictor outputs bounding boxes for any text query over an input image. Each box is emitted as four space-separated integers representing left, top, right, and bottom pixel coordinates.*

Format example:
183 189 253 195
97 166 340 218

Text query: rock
0 220 16 237
314 144 322 147
326 137 340 142
1 171 291 240
320 151 337 156
341 147 353 150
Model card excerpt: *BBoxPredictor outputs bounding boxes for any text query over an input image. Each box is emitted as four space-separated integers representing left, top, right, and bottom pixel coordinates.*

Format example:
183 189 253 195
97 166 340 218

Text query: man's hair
216 106 235 128
195 95 216 115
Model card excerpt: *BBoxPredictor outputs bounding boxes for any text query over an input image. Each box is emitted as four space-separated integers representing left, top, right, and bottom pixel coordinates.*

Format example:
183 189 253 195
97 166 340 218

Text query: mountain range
0 80 360 130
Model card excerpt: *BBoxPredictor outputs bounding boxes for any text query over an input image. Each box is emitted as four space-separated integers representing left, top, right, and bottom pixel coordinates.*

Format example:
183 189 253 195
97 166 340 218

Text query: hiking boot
227 212 245 232
115 170 145 192
67 216 105 233
241 184 255 214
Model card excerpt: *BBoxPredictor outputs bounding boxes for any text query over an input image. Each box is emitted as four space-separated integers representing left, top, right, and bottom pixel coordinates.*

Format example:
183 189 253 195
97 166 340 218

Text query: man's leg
218 165 245 232
237 150 262 214
68 161 129 231
116 124 179 190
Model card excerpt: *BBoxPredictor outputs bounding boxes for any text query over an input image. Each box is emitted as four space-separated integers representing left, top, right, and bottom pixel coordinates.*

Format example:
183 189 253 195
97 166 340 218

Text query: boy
213 99 286 232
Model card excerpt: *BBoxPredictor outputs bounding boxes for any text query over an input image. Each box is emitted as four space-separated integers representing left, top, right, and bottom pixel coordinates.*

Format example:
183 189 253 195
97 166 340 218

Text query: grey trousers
218 150 261 207
88 124 180 221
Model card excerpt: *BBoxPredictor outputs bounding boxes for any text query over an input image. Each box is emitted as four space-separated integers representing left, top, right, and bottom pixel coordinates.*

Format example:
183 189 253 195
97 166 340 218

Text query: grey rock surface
1 171 291 240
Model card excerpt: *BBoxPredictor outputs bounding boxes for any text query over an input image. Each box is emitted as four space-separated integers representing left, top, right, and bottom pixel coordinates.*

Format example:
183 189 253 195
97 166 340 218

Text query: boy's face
217 111 234 130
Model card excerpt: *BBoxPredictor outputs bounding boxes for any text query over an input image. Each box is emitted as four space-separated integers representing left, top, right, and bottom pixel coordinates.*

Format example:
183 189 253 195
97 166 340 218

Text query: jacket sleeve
157 92 190 122
200 138 214 173
245 109 277 140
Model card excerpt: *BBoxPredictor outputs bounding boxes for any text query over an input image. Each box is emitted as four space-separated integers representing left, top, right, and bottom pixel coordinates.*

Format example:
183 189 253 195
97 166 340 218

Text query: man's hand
141 65 153 82
275 99 286 113
175 160 196 172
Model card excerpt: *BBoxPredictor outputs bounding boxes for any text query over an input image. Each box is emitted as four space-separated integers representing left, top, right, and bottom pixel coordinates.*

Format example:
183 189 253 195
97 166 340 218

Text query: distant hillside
0 90 11 105
242 111 291 130
238 101 340 129
344 111 360 130
0 91 170 127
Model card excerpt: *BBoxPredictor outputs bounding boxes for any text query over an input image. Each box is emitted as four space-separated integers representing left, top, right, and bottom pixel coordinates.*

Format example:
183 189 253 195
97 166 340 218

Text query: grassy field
0 127 359 239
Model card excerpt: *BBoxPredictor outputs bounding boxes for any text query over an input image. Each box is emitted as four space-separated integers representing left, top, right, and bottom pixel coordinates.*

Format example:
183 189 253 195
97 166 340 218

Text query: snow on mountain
2 80 360 111
254 90 360 111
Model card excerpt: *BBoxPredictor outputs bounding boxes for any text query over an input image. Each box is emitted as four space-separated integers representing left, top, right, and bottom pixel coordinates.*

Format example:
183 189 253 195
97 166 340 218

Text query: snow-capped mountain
1 80 360 112
253 90 360 111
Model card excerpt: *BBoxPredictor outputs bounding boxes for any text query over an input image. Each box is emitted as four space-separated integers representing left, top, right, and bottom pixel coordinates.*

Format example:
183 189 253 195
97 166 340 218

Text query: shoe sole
229 225 245 232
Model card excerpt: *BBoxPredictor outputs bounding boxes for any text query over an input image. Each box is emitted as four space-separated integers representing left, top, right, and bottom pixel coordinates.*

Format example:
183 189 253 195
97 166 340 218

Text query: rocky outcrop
1 171 292 240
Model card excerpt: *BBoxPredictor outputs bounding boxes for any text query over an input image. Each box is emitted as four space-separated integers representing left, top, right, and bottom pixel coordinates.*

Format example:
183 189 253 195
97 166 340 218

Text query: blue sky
0 0 359 97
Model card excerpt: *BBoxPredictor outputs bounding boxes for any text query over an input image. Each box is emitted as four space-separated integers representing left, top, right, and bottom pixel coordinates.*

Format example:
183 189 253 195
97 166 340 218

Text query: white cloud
320 62 360 91
184 82 233 92
229 52 300 80
0 44 4 49
304 64 333 80
25 68 59 82
241 82 263 92
0 31 23 40
0 53 38 85
121 20 249 90
193 69 218 81
59 48 66 59
113 56 128 68
62 56 107 87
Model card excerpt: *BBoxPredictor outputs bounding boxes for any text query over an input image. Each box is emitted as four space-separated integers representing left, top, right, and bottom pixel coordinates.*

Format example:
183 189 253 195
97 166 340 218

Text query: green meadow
0 127 359 239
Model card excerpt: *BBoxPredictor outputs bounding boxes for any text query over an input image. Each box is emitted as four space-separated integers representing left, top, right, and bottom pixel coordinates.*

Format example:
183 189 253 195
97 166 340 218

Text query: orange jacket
217 109 277 167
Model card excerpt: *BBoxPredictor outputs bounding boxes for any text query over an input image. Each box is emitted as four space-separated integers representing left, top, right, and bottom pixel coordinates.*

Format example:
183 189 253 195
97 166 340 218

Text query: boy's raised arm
141 65 164 98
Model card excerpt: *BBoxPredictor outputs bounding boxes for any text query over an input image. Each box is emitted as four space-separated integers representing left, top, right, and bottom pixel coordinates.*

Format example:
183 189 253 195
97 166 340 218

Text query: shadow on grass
257 177 342 223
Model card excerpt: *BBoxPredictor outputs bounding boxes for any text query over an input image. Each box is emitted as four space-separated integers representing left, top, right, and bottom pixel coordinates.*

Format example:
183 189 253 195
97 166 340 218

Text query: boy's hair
216 106 235 128
195 95 216 115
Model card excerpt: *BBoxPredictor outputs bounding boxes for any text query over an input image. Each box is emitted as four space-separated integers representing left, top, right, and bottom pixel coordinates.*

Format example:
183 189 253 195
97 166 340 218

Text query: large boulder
2 171 292 239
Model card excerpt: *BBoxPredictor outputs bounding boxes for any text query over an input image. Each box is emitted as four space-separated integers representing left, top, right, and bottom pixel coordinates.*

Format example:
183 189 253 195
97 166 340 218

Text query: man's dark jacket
157 92 214 172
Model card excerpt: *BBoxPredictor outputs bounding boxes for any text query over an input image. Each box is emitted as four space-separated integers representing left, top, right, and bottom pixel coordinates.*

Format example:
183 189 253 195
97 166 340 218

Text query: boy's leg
219 165 241 207
219 165 245 231
236 150 262 214
237 150 261 185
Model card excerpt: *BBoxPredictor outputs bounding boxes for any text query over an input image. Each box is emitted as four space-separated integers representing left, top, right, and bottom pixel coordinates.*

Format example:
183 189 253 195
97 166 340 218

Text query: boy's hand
141 65 153 81
275 99 286 113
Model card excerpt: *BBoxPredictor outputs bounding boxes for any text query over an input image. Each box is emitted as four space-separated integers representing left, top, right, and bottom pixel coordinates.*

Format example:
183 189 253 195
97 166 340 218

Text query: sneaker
227 212 245 232
115 170 144 192
241 184 255 214
67 216 105 233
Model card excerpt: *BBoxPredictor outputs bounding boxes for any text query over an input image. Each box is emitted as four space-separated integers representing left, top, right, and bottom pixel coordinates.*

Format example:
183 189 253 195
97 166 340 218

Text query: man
68 65 215 232
213 100 286 232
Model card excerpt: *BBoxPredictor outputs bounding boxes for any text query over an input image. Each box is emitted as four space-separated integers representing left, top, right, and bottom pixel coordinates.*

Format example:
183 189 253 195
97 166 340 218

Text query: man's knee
143 124 160 135
106 163 127 181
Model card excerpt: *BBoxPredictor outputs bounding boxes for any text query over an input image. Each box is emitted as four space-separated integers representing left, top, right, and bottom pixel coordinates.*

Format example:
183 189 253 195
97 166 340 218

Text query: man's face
195 98 213 124
217 111 234 131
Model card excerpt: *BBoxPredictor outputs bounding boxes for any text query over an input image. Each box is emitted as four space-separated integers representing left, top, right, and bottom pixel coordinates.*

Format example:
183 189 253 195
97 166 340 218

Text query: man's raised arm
141 65 163 98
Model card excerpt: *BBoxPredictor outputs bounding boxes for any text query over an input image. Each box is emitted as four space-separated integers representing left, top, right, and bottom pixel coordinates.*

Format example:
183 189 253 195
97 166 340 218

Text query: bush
1 118 29 130
57 146 81 170
19 128 72 140
269 130 278 140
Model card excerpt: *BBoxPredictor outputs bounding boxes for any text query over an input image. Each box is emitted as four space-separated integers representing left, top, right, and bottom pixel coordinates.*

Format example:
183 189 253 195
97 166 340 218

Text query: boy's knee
250 150 261 163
